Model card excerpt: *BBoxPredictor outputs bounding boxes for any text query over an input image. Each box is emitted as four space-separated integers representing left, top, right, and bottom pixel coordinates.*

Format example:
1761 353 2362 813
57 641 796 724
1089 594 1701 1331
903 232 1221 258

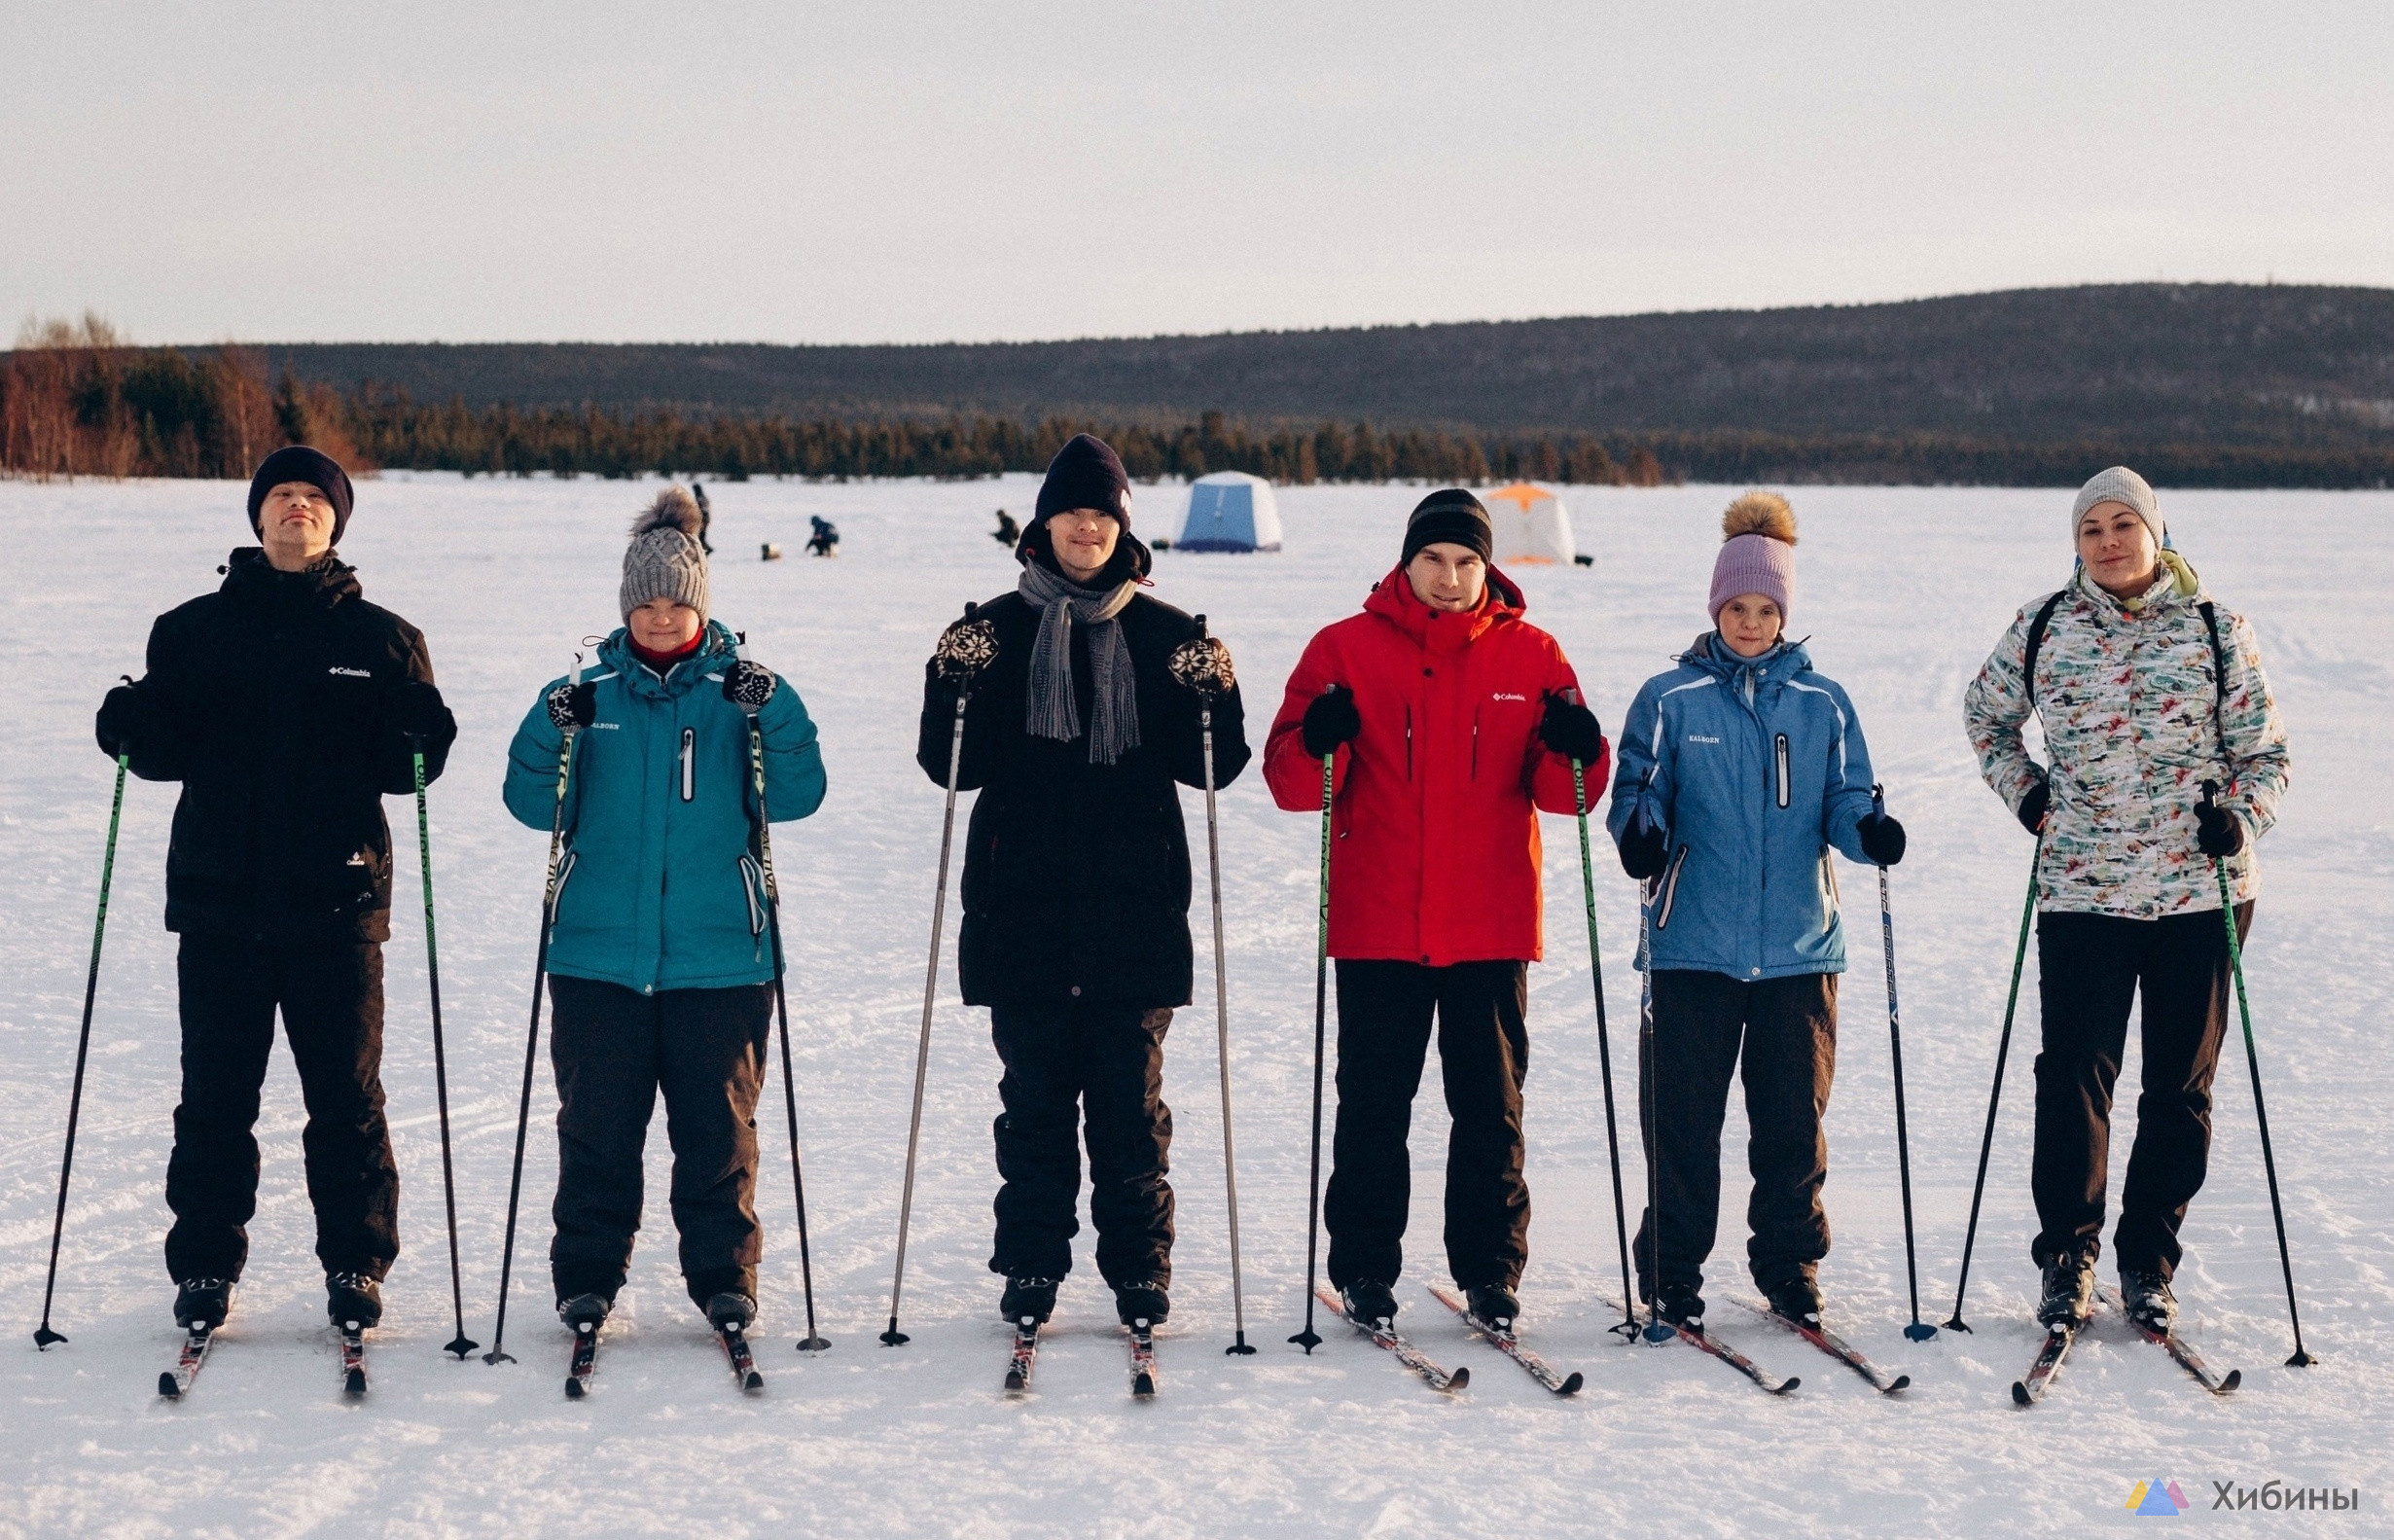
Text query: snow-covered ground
1 473 2386 1539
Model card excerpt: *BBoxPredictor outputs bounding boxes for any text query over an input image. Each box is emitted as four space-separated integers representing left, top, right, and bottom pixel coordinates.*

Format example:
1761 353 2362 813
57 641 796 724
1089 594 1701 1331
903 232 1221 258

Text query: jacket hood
221 547 362 609
2074 548 2207 621
1363 561 1526 651
597 618 740 692
1681 630 1815 686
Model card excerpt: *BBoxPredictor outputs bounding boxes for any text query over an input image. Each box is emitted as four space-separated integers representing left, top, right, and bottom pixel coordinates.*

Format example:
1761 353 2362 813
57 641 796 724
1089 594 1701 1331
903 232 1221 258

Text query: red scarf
629 630 704 669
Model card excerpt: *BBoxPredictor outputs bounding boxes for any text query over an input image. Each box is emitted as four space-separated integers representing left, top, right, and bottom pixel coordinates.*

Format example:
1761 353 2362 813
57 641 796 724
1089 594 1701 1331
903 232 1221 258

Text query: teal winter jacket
1607 634 1876 982
504 623 826 993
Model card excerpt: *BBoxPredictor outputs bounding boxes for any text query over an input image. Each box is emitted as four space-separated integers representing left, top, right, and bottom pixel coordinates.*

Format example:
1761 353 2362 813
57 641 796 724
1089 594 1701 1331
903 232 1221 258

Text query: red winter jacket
1265 565 1606 965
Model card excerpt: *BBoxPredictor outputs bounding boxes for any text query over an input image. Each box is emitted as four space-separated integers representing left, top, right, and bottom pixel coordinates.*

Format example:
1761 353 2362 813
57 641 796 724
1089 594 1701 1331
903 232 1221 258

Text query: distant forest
6 284 2393 486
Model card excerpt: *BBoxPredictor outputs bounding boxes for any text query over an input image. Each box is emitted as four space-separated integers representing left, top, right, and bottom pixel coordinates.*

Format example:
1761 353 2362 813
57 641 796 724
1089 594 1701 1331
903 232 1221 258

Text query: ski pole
1289 732 1334 1353
1871 785 1935 1343
1568 731 1638 1342
411 736 478 1361
1635 877 1672 1343
33 751 129 1349
883 604 989 1347
486 655 583 1365
738 651 830 1354
1185 619 1255 1356
1944 838 2040 1334
2200 782 2315 1367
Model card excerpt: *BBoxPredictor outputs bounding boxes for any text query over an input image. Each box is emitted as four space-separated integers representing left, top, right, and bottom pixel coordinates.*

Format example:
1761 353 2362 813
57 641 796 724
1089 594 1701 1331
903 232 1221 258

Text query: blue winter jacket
1606 634 1876 982
503 623 827 994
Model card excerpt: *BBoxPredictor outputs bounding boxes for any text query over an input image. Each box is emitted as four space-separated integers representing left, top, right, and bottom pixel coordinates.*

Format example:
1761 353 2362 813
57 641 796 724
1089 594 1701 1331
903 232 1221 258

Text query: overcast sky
6 1 2390 345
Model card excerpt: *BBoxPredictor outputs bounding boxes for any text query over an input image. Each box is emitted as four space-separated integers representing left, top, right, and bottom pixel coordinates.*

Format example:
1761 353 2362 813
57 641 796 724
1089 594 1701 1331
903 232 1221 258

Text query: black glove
385 678 451 742
547 680 596 731
1301 685 1361 759
932 611 999 684
723 660 777 713
1538 694 1605 766
95 679 163 759
1618 819 1669 881
1168 634 1235 697
1857 810 1907 866
2016 773 2051 836
2195 797 2246 858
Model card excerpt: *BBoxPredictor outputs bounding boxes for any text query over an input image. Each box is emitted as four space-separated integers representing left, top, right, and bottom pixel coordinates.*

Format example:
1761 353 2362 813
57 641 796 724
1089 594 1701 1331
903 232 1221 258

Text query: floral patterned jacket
1963 554 2289 919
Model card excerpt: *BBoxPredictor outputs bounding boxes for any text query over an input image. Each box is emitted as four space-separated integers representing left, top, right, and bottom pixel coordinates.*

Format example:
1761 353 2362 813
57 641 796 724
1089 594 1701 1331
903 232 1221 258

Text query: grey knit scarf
1018 560 1142 764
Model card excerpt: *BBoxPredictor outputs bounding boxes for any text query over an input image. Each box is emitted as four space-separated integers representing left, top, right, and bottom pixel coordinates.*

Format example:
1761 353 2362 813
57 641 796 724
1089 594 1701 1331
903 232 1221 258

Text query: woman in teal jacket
504 489 825 1337
1606 493 1902 1331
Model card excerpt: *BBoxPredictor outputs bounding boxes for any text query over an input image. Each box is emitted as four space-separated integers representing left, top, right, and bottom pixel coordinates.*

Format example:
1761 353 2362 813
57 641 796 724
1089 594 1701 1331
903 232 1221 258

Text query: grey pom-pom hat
621 487 710 622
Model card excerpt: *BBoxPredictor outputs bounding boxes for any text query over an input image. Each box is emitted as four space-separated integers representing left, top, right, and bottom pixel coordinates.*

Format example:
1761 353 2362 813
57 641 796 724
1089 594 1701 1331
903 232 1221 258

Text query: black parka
917 589 1249 1009
100 550 455 943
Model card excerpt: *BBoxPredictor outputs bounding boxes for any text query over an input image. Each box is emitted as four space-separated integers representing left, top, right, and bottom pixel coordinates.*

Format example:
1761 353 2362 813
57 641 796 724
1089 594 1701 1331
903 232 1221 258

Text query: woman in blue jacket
504 489 826 1338
1606 493 1903 1331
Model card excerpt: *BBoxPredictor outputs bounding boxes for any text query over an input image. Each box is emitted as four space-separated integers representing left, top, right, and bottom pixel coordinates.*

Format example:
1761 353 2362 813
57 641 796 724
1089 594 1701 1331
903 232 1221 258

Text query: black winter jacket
97 550 456 943
917 589 1249 1009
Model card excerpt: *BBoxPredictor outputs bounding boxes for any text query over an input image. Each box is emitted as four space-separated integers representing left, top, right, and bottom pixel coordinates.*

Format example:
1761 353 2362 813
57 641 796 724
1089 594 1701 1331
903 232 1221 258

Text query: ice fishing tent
1482 483 1578 565
1174 471 1283 553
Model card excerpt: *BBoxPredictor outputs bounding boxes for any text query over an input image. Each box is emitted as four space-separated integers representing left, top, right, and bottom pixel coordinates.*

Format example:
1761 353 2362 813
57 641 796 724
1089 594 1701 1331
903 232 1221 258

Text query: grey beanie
621 488 710 622
2071 466 2162 547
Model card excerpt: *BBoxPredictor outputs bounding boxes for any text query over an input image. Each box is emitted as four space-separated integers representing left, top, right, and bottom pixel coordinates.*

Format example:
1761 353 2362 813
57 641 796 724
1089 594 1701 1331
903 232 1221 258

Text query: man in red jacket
1266 488 1607 1328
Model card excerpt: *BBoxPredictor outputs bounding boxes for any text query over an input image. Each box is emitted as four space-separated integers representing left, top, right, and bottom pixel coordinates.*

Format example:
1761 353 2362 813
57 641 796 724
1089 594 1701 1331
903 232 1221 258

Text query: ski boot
174 1277 233 1331
704 1291 757 1332
1113 1281 1169 1328
1762 1274 1823 1328
2118 1269 2177 1333
2036 1249 2095 1329
1339 1278 1399 1327
326 1271 382 1330
1463 1283 1520 1328
557 1292 614 1333
999 1275 1058 1326
1653 1282 1706 1330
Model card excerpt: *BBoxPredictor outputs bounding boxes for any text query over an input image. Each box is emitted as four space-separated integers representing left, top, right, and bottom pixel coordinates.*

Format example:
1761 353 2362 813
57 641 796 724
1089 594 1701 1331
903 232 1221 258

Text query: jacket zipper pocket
1655 844 1690 930
1775 734 1790 808
738 854 767 937
1405 704 1413 780
1821 850 1840 913
1471 705 1481 779
680 727 696 803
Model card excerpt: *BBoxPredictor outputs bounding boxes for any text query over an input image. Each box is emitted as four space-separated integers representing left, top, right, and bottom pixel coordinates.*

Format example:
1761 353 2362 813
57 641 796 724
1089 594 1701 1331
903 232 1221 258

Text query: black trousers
1325 959 1531 1292
547 975 772 1307
988 1001 1175 1288
1633 969 1838 1299
2030 902 2252 1277
164 934 398 1283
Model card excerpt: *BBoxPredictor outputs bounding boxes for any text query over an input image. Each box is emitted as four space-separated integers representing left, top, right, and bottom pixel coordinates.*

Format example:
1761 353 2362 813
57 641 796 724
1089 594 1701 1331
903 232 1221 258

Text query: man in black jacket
93 446 456 1334
917 434 1248 1330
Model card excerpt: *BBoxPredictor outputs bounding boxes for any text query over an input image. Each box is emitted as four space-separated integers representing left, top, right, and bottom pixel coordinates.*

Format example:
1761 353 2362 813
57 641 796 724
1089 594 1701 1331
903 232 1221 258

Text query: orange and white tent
1482 483 1577 565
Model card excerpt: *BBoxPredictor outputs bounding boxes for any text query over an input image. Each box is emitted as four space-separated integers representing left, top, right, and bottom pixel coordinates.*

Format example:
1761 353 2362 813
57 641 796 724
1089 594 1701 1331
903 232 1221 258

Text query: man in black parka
93 446 456 1334
917 433 1248 1330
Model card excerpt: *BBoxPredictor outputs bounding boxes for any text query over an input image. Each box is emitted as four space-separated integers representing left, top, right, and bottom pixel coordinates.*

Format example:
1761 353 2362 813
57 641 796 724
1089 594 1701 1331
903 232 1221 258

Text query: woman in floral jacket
1963 466 2289 1335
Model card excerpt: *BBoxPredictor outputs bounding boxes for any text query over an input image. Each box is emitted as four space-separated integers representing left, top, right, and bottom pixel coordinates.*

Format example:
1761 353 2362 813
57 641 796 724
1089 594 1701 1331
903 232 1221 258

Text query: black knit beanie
1401 487 1492 563
1033 434 1132 525
247 446 354 546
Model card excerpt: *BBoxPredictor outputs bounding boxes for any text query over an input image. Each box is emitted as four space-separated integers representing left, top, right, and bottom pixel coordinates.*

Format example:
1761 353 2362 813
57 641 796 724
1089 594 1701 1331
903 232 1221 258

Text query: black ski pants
164 934 398 1284
1325 959 1530 1293
2030 902 2252 1278
987 1001 1175 1288
548 975 771 1307
1633 969 1837 1300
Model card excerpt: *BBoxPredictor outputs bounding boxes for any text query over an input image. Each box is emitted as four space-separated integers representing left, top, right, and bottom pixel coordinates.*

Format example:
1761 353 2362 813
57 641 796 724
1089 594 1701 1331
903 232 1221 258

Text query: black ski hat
1033 433 1132 525
247 446 354 546
1402 487 1492 563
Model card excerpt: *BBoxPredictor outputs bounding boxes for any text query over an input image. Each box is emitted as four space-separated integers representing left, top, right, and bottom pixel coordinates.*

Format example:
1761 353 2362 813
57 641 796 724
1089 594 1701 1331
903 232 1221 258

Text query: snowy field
1 472 2387 1539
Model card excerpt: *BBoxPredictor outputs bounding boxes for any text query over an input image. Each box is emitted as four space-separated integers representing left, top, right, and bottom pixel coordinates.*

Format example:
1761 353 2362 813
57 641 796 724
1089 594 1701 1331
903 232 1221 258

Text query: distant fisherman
94 446 458 1338
1963 467 2289 1334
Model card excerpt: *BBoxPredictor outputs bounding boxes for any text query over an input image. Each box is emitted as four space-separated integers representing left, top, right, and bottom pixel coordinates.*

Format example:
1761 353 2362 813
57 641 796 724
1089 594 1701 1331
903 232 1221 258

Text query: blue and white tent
1174 471 1284 553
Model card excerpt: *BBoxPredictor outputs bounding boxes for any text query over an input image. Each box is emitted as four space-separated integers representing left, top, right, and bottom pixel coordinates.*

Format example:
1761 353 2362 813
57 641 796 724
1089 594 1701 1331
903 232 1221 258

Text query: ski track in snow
1 475 2387 1538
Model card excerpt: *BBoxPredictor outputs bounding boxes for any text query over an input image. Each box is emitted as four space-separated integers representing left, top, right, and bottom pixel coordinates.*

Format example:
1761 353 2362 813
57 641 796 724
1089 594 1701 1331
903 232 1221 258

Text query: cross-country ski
563 1322 600 1400
1606 1298 1798 1396
1733 1299 1909 1394
1002 1320 1041 1395
717 1324 766 1394
1429 1286 1583 1394
1127 1323 1160 1398
2095 1285 2241 1395
1315 1285 1468 1393
339 1327 369 1398
2010 1323 2079 1407
157 1326 214 1401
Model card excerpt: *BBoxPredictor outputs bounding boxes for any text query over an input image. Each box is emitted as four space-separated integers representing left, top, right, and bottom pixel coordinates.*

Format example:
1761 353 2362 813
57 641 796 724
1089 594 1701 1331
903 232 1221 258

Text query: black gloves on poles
384 679 452 741
547 681 596 731
2195 797 2246 857
2016 773 2051 836
94 679 163 759
1301 685 1360 759
1537 695 1605 765
723 661 776 713
1858 811 1908 866
1618 820 1669 881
